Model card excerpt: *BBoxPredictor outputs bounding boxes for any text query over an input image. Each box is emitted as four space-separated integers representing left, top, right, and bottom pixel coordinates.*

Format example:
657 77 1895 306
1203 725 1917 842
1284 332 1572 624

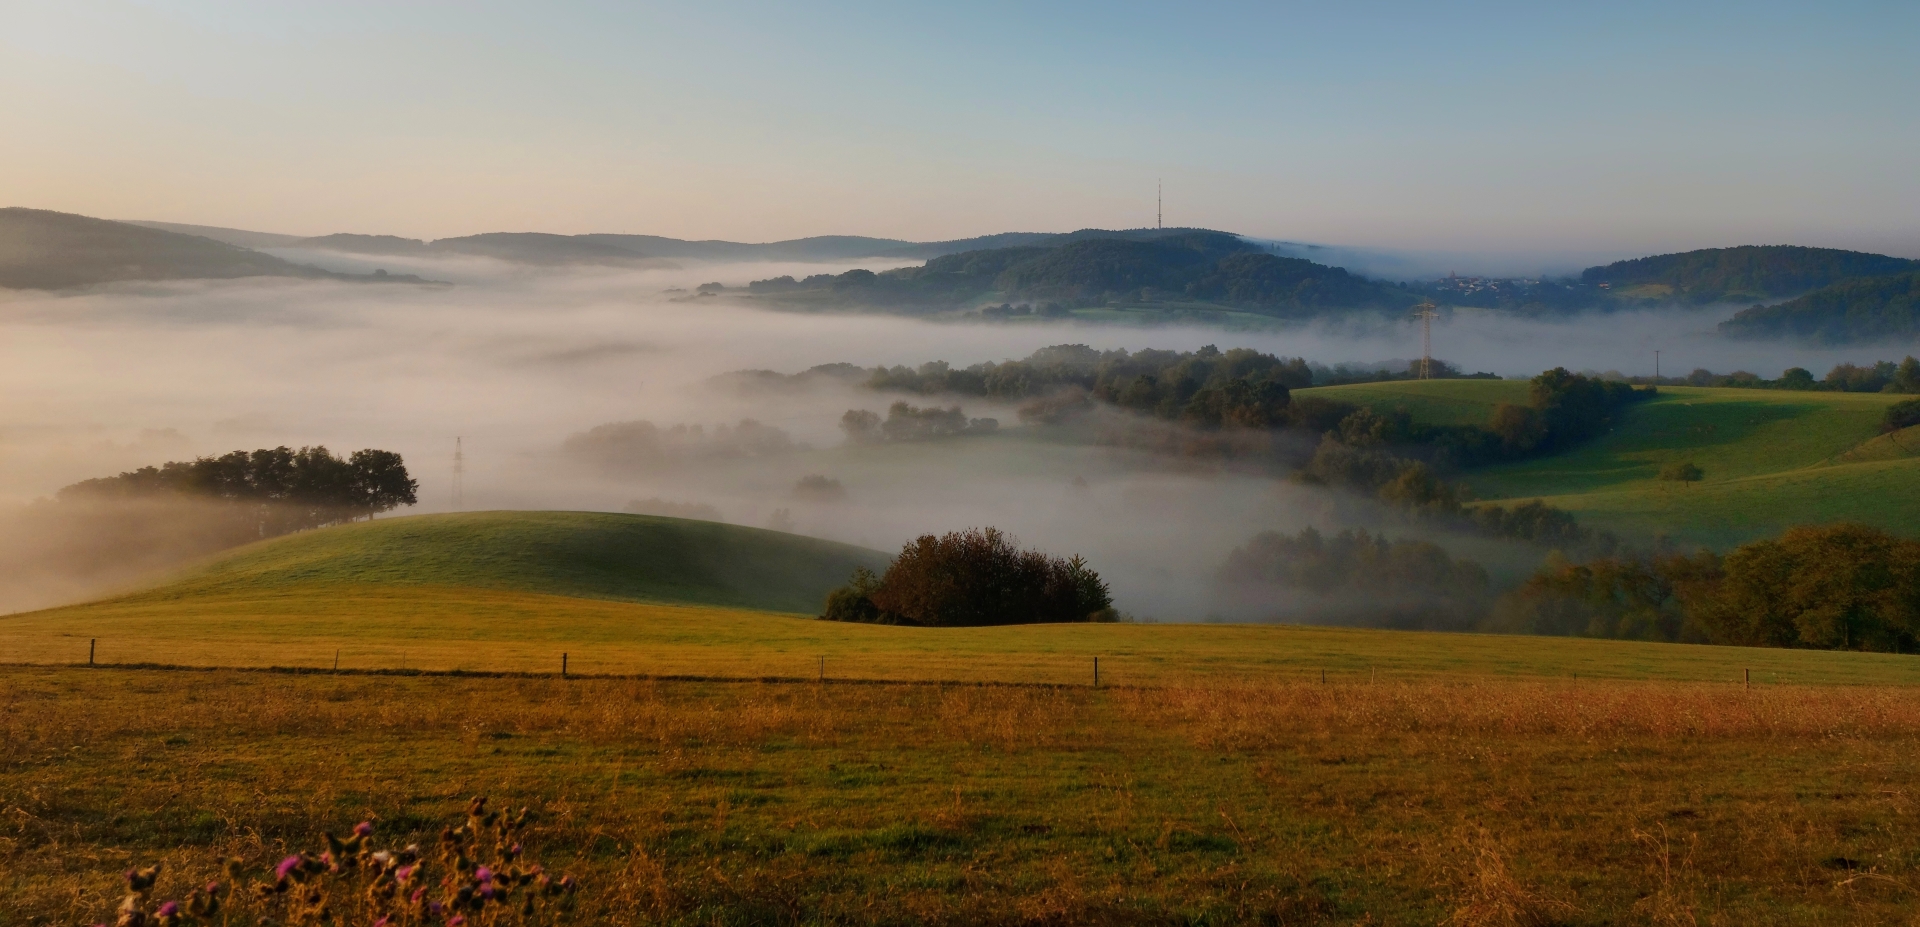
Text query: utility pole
1654 350 1662 380
452 436 465 511
1410 301 1439 379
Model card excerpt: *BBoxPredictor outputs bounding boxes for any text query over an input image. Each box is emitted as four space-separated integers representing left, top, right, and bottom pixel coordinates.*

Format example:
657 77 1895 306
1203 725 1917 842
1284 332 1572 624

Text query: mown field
1300 381 1920 547
6 667 1920 925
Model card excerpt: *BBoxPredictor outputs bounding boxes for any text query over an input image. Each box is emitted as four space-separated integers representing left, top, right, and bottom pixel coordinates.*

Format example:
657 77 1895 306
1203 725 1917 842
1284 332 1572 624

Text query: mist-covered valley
0 252 1907 616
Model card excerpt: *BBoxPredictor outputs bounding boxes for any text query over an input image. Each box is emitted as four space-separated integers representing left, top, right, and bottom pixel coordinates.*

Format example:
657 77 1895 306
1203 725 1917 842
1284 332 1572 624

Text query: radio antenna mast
1410 301 1440 379
1156 179 1163 230
452 436 465 510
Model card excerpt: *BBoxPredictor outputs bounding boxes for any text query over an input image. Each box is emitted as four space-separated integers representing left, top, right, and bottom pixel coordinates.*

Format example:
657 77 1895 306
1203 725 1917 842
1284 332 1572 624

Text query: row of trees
1493 524 1920 651
58 446 417 535
1215 527 1490 630
1218 522 1920 651
839 403 999 443
822 528 1114 626
1642 357 1920 394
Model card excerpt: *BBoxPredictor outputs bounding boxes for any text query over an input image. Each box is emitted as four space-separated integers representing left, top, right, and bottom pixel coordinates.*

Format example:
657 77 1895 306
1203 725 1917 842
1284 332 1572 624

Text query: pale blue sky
3 0 1915 263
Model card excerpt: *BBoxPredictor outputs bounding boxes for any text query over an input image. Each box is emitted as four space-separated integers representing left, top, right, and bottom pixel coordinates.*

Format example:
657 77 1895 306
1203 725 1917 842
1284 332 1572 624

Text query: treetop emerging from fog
59 446 418 533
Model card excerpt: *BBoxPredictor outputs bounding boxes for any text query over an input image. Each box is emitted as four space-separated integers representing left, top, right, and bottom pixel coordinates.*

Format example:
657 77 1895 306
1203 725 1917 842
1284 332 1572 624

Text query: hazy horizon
5 2 1917 264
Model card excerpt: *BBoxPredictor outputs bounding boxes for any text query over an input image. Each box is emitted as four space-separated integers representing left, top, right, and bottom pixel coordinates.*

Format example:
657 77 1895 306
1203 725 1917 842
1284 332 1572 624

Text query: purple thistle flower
275 856 301 880
204 881 220 894
396 864 416 882
448 916 465 926
474 866 494 883
508 843 522 857
156 901 180 916
427 900 443 915
373 918 391 927
354 821 375 838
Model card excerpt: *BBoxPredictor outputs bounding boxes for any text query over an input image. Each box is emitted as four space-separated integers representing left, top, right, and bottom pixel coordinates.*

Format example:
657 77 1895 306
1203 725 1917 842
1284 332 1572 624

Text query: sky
4 0 1918 264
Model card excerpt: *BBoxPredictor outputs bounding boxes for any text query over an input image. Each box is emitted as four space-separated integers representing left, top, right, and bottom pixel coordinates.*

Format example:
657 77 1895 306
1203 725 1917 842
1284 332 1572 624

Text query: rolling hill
135 510 889 614
745 229 1415 316
6 508 1916 685
1719 270 1920 343
1301 379 1920 547
0 208 431 289
1579 245 1917 304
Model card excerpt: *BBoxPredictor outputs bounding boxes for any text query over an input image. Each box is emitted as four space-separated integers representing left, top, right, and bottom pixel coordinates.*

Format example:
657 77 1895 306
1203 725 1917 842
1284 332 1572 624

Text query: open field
10 510 1920 686
9 583 1920 686
6 666 1920 925
1300 382 1920 547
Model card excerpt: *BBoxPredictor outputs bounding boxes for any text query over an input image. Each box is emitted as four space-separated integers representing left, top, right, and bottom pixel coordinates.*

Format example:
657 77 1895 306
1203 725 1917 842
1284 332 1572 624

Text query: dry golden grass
6 667 1920 925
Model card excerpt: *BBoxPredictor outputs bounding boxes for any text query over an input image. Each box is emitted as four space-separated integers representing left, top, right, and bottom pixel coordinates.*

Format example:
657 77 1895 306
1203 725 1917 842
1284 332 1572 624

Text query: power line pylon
1410 301 1439 379
452 436 465 511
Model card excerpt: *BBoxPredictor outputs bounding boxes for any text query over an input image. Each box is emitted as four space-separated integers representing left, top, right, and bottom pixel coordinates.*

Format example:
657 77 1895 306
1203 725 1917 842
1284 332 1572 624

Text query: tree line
1636 356 1920 394
839 403 999 444
1224 521 1920 652
59 446 417 535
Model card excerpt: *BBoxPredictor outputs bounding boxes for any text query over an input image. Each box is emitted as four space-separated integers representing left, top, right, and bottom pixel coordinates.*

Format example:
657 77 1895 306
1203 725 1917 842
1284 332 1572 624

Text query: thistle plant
93 797 576 926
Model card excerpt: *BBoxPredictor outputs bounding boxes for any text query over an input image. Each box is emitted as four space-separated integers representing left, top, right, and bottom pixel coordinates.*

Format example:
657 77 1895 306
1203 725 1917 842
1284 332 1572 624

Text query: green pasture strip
1300 383 1920 545
7 584 1916 686
1298 379 1530 426
139 510 888 615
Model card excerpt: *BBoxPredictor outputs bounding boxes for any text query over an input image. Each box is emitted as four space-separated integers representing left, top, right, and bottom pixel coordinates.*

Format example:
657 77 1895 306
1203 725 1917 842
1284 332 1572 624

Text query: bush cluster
823 528 1114 626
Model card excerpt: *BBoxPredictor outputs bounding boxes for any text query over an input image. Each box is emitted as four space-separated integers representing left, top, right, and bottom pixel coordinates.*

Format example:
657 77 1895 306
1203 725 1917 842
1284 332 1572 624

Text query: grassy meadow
8 513 1920 923
7 510 1919 686
1301 381 1920 547
7 667 1920 925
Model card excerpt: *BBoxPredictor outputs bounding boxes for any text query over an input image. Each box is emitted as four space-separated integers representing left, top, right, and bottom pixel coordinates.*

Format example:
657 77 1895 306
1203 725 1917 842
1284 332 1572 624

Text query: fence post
1094 656 1099 688
818 655 824 683
562 653 568 677
89 638 95 666
334 650 340 672
1744 668 1749 690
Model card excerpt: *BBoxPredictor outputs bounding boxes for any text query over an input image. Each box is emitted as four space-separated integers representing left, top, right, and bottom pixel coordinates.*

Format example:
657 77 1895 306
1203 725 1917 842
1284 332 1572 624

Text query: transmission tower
452 436 465 510
1156 179 1162 229
1410 301 1439 379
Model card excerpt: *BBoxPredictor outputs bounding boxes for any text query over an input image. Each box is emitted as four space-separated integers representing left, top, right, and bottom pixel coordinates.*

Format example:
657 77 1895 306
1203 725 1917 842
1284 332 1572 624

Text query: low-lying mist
0 254 1896 616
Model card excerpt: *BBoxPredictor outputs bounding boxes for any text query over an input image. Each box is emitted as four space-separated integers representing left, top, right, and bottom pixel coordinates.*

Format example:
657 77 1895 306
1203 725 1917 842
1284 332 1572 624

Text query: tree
1690 524 1920 651
821 528 1113 626
348 449 419 518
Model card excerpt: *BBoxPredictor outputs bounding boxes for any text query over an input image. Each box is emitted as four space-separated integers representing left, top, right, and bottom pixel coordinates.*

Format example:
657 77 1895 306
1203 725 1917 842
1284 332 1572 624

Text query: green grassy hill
136 510 889 614
1300 381 1920 546
7 508 1918 685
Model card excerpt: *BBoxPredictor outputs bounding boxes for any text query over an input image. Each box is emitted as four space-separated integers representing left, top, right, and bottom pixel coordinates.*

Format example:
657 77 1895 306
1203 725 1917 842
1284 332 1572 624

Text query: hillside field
6 511 1918 686
1300 380 1920 547
8 513 1920 924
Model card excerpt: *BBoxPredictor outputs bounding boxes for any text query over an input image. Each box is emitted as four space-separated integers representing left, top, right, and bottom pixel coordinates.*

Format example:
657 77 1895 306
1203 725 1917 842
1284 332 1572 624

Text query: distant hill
1579 245 1918 304
292 233 433 256
134 510 890 614
1719 271 1920 344
746 228 1414 316
0 208 398 290
123 220 306 250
